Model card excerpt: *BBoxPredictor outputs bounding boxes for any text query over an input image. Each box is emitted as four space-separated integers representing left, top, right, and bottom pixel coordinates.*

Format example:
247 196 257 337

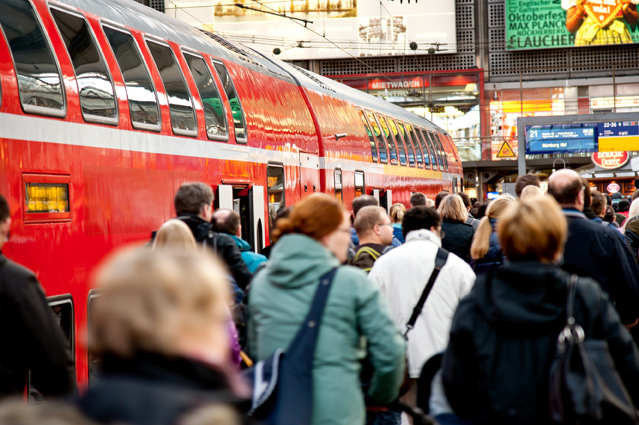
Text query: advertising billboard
505 0 639 50
168 0 456 60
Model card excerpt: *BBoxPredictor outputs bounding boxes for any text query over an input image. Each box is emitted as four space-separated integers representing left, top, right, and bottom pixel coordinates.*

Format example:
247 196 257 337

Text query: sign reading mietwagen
505 0 639 50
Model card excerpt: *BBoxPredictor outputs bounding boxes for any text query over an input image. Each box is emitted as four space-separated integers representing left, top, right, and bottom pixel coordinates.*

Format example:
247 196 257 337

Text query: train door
218 184 264 252
373 189 380 204
380 190 392 214
300 152 320 198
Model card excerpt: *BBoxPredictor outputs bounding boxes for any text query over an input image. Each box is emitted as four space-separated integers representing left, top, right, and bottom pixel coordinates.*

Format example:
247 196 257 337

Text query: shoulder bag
243 267 338 425
548 274 639 424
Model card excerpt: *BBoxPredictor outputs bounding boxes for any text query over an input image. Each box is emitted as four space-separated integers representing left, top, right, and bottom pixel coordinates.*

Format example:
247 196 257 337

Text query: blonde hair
622 198 639 232
90 248 229 358
437 194 468 223
470 195 516 260
425 198 435 208
520 185 544 201
152 219 197 252
389 203 406 223
498 196 567 262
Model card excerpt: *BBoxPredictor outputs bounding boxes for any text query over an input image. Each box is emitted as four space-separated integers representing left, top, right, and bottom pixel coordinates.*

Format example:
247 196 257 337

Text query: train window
376 115 397 164
51 8 117 124
434 133 449 171
397 122 416 167
183 52 228 141
355 171 365 198
267 165 285 239
213 62 247 143
103 26 160 131
405 123 423 167
25 182 69 213
426 131 443 171
387 118 407 166
415 128 432 169
357 110 378 163
147 40 197 136
0 0 65 116
365 112 387 163
334 168 342 203
87 291 101 387
29 295 74 402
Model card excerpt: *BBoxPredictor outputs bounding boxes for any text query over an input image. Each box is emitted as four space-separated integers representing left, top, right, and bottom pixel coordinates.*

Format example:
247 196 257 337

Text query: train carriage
0 0 462 389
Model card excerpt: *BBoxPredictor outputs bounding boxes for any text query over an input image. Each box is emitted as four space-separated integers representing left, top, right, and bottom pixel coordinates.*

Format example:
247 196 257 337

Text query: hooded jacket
442 263 639 425
228 235 267 274
247 234 405 425
440 219 474 264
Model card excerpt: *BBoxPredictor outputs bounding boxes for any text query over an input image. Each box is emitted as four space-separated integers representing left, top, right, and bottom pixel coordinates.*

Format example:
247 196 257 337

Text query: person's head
548 169 584 211
470 195 516 260
0 194 10 250
409 192 427 208
402 206 442 239
152 219 197 252
591 191 607 217
174 182 214 221
437 194 468 223
519 185 543 201
618 199 631 213
213 209 241 237
634 177 639 190
633 189 639 203
498 196 567 263
91 249 230 363
352 195 378 219
425 198 435 208
604 205 616 223
476 203 488 219
354 206 394 246
629 198 639 219
434 191 449 210
605 193 612 206
457 193 472 211
515 173 541 198
389 203 406 224
274 193 350 262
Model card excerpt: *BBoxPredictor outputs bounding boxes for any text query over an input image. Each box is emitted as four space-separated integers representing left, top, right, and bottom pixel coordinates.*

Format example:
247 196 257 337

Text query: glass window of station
335 72 481 162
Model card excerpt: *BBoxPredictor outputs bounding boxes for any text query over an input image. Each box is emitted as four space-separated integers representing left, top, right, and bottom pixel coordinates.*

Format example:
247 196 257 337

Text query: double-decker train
0 0 463 388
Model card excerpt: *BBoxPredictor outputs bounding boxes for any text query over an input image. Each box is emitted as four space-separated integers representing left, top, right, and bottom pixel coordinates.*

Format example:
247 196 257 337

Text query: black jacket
561 209 639 324
440 219 474 263
0 253 75 398
77 353 250 425
442 263 639 425
625 217 639 265
177 215 252 290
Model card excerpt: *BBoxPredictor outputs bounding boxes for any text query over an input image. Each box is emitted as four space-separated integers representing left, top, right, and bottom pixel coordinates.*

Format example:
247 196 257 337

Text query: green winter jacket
247 234 405 425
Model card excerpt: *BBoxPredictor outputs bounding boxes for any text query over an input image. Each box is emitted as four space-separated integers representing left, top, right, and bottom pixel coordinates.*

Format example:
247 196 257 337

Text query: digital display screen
525 124 598 154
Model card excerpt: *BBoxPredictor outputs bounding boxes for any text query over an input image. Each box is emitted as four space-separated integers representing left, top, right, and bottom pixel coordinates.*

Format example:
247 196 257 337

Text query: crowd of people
3 171 639 425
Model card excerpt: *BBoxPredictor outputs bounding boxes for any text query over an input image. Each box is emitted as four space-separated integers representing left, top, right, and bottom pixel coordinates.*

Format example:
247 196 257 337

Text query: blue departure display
525 124 598 154
598 121 639 138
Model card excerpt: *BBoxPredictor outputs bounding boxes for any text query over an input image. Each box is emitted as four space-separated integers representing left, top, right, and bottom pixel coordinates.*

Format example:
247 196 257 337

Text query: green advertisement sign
505 0 639 50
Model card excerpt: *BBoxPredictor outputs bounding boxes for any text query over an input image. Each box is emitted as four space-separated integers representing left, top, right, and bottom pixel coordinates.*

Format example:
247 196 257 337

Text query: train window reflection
51 9 117 124
397 122 416 167
357 110 378 163
376 115 397 164
365 112 387 163
405 123 423 167
434 133 449 171
267 165 285 238
425 131 442 171
147 41 197 136
388 119 407 166
184 53 228 141
0 0 65 116
415 128 432 169
213 62 247 143
103 27 160 131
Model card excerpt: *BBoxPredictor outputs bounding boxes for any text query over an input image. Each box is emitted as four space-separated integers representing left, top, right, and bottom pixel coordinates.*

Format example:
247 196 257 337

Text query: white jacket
369 228 476 378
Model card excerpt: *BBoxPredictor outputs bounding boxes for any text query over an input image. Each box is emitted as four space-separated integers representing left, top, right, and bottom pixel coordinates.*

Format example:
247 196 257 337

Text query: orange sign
591 151 629 169
584 0 624 29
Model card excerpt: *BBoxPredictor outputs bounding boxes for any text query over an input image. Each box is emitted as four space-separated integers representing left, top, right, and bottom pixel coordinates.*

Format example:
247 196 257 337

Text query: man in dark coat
0 194 75 399
548 169 639 326
171 182 251 290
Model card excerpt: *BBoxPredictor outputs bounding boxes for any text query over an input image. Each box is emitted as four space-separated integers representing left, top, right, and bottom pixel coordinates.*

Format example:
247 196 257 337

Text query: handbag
548 274 639 424
243 267 338 425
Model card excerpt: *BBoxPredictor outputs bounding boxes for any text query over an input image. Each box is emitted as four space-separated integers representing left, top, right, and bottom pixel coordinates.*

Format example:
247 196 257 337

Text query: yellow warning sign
496 141 516 158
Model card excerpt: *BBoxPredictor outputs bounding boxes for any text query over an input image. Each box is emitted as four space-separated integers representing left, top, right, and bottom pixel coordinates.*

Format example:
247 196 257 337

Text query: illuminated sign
591 151 629 169
607 182 621 193
598 121 639 152
505 0 639 51
525 124 597 154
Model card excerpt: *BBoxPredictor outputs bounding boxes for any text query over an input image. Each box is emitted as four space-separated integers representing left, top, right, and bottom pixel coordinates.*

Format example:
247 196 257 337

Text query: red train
0 0 463 388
